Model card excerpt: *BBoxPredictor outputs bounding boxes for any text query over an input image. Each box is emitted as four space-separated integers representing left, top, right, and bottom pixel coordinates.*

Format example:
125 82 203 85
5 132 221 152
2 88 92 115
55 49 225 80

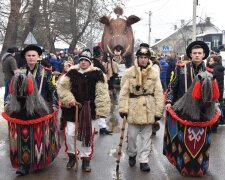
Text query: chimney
181 19 185 26
206 17 211 24
174 25 177 30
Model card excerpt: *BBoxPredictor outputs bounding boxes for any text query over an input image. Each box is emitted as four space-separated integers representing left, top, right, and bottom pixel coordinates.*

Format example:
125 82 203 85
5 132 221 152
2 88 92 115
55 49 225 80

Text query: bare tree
1 0 22 54
20 0 41 46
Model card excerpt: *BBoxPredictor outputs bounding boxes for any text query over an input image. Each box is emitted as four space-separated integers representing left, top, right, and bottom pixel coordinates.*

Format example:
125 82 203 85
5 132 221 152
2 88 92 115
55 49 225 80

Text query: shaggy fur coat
57 65 110 122
119 59 164 125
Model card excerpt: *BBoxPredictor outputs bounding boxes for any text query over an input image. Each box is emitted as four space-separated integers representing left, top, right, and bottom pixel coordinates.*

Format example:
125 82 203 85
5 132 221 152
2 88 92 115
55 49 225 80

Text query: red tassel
27 77 34 95
9 78 14 94
192 80 202 100
212 80 220 100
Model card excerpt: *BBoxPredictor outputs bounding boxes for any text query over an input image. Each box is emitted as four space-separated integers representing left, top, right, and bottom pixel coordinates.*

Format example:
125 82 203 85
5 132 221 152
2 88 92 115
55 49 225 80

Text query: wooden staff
38 68 45 94
184 64 187 92
116 116 127 172
74 104 79 171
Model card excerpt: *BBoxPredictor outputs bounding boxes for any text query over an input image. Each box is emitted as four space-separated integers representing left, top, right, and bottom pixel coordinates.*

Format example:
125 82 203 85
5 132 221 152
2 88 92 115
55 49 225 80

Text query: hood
2 52 12 61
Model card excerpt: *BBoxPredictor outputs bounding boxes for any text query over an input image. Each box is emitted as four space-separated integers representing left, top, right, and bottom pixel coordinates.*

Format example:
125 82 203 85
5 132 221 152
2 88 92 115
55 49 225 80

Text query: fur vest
57 65 110 121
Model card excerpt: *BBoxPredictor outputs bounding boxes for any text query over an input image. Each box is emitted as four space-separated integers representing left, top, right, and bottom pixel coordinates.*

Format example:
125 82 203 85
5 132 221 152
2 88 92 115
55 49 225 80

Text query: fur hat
136 47 151 57
93 46 102 57
79 49 92 64
186 41 209 60
21 45 42 58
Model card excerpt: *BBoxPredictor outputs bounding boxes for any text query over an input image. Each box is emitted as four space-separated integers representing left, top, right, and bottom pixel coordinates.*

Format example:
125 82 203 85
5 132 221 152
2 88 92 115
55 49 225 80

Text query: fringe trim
89 128 96 160
168 108 219 127
2 111 56 125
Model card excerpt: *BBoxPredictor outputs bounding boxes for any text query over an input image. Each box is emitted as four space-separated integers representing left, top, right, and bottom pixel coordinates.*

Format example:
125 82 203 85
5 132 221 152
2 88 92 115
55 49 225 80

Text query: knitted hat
79 49 92 64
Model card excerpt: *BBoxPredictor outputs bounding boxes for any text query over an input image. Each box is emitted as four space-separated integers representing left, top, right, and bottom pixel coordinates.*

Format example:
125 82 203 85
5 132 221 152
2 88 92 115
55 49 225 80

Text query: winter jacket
119 59 164 125
159 59 168 80
208 63 224 101
50 57 63 72
2 53 18 80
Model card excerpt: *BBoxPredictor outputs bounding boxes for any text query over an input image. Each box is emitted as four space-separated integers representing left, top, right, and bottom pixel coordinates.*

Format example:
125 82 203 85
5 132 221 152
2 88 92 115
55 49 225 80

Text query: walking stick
74 104 79 171
116 116 127 172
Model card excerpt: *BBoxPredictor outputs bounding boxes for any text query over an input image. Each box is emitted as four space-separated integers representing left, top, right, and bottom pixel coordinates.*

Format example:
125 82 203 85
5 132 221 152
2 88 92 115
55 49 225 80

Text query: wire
125 0 164 9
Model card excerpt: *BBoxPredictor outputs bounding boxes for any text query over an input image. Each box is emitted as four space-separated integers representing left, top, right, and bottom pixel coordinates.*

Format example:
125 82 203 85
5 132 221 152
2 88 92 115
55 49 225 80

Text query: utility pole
192 0 198 41
146 11 152 46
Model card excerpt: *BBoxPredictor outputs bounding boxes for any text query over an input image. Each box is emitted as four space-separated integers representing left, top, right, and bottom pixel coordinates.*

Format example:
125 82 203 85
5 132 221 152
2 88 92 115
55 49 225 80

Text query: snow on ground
0 87 4 99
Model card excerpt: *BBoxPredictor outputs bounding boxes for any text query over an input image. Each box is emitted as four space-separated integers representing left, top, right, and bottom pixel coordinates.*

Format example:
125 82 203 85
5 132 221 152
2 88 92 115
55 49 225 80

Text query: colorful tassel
212 80 220 100
192 80 202 100
27 77 34 95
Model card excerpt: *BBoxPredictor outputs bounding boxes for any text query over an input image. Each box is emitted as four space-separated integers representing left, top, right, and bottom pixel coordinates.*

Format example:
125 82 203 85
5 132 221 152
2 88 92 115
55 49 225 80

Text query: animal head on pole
99 7 140 68
172 71 220 122
5 69 49 119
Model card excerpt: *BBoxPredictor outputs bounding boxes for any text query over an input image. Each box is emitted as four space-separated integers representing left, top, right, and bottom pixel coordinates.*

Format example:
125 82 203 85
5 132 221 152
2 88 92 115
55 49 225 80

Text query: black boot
129 155 136 167
152 122 160 136
140 163 150 172
82 157 91 172
16 165 29 176
99 128 113 135
66 153 76 169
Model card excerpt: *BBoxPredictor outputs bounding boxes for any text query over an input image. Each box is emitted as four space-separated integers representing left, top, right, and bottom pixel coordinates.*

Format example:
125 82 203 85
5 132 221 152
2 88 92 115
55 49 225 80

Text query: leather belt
129 93 153 98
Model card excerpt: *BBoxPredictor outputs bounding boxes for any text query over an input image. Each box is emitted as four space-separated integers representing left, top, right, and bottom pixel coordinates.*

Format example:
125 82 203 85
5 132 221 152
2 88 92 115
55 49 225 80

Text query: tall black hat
21 45 42 58
186 41 209 60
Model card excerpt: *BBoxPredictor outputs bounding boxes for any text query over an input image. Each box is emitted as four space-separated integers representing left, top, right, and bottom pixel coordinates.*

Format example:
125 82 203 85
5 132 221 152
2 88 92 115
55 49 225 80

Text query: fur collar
133 59 154 86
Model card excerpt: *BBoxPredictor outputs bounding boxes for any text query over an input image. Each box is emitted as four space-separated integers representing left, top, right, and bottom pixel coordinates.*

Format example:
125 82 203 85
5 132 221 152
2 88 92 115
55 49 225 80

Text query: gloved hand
155 116 162 121
119 112 128 118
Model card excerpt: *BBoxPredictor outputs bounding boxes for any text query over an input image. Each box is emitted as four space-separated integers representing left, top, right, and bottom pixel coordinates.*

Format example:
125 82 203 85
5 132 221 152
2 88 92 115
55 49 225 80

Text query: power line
125 0 164 9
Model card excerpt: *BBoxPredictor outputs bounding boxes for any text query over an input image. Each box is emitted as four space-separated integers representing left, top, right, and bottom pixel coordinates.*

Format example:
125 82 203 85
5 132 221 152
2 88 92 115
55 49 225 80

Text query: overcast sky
123 0 225 45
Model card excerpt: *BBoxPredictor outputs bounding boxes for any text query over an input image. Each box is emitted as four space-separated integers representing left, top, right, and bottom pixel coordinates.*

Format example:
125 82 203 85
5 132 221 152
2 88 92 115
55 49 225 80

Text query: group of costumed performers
164 41 220 177
57 49 110 172
2 45 60 176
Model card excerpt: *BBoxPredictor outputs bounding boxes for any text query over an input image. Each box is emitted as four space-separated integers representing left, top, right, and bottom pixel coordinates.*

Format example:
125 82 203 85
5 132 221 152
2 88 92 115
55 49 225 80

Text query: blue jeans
161 79 167 92
4 80 10 103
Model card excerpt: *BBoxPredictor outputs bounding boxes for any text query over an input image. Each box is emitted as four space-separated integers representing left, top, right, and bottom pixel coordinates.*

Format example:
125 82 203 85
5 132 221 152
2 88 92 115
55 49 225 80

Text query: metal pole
148 11 152 46
192 0 197 41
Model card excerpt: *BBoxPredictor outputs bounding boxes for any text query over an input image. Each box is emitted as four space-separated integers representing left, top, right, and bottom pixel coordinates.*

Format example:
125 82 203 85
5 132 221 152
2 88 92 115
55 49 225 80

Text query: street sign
162 45 169 53
24 32 37 45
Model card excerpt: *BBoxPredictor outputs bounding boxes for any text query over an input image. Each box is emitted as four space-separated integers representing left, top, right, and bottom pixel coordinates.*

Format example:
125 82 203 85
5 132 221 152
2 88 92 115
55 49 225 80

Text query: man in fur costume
57 49 110 172
118 46 164 172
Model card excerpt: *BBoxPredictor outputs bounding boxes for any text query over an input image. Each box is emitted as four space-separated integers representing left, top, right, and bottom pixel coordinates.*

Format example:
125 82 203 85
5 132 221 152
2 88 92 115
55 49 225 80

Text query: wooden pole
116 116 126 172
74 105 79 171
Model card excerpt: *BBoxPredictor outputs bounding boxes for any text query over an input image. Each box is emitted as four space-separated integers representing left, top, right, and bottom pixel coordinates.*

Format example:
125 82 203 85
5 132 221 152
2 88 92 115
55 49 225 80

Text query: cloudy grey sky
123 0 225 44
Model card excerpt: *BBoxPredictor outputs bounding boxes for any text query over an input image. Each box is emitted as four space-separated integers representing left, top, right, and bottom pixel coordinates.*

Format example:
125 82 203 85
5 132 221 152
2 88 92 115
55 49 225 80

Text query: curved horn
122 45 130 58
107 44 114 56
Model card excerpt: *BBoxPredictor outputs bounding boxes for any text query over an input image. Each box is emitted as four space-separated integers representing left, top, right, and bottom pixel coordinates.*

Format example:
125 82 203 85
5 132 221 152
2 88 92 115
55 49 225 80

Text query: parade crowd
1 40 224 177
